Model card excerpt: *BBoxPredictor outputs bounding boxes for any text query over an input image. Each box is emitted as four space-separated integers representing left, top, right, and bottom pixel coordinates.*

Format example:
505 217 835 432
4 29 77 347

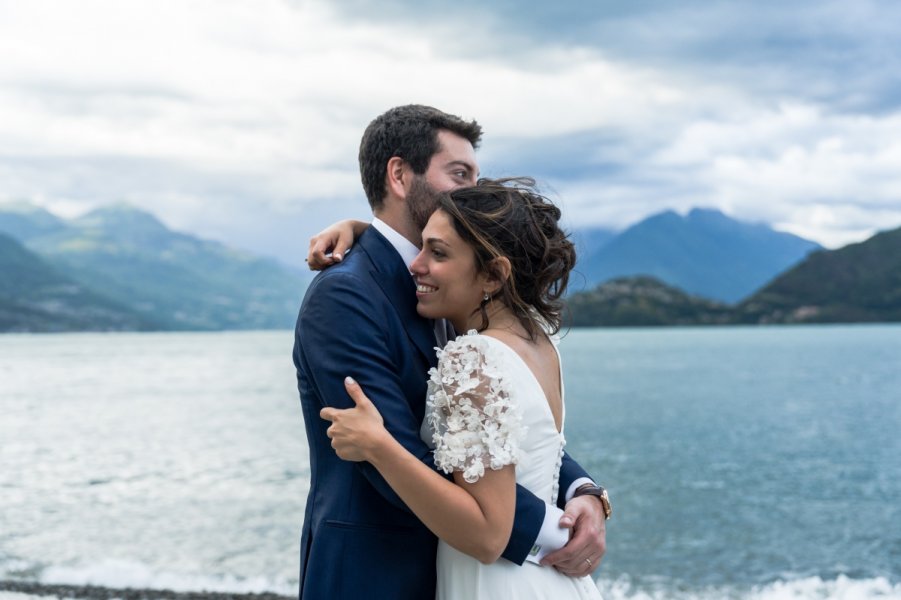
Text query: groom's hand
540 495 606 577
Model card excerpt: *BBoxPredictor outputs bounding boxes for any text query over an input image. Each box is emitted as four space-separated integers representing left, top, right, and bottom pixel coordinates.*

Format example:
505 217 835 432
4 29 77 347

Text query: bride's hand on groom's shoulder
306 219 369 270
539 495 606 577
320 376 388 462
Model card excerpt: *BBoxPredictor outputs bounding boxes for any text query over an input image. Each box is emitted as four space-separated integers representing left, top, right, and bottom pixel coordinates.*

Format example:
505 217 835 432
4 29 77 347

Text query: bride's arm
306 219 369 270
321 377 517 564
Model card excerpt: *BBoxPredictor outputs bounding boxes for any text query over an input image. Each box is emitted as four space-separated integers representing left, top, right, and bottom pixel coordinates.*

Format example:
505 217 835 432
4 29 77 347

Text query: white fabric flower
426 331 526 484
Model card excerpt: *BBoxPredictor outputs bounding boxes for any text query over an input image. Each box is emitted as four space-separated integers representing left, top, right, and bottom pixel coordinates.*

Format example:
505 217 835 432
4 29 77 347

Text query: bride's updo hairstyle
437 177 576 339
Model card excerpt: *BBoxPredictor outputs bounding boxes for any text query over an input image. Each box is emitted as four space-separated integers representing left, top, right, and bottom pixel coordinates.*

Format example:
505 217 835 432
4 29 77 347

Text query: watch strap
572 484 612 520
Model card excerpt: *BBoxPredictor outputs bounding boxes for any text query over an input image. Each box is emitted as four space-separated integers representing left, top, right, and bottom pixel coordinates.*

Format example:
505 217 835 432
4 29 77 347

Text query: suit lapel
357 228 438 366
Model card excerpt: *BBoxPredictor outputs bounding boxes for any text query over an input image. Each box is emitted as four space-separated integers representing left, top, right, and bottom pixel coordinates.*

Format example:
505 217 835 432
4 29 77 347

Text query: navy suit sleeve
557 451 593 510
298 270 435 512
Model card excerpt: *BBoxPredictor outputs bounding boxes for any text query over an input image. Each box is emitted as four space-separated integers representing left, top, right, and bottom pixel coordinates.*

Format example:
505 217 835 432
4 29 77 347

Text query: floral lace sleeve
425 331 525 484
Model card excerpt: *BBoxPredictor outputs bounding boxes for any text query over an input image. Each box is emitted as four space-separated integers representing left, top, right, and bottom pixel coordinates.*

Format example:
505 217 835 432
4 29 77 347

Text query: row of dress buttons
550 435 566 505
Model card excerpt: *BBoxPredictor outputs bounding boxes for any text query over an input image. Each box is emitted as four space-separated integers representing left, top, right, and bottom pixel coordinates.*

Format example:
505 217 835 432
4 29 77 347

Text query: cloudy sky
2 0 900 267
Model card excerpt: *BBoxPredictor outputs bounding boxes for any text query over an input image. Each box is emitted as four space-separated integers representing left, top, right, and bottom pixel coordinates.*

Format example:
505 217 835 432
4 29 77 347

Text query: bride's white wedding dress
421 330 603 600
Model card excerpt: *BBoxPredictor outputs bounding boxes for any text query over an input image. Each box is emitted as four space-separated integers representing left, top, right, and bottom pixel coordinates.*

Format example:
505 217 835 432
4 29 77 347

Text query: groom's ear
385 156 411 200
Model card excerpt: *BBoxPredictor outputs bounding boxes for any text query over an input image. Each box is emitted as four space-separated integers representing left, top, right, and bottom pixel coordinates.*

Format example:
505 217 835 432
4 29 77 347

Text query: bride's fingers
331 238 351 263
344 376 371 407
344 378 384 425
306 233 339 270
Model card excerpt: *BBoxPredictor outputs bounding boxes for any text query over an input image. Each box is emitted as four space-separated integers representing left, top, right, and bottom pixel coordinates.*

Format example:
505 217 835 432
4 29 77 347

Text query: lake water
1 325 899 599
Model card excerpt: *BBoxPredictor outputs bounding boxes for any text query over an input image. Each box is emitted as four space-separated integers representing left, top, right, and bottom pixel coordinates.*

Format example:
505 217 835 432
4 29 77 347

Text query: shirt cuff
564 477 596 504
524 504 570 564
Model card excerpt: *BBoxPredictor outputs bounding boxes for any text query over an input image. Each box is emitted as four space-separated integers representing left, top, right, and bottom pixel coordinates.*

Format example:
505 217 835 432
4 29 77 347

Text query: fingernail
345 376 356 385
334 253 343 261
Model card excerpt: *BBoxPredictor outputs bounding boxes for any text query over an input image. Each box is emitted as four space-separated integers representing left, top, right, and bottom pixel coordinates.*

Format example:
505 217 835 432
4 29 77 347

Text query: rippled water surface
1 325 899 599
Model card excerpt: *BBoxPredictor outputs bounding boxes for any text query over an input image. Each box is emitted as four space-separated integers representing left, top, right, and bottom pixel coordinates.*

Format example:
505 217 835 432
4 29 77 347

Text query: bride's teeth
417 284 437 293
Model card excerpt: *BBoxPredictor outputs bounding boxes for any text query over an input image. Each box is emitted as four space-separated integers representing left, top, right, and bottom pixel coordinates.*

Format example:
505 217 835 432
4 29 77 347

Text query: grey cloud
325 0 901 113
9 81 193 117
477 128 712 233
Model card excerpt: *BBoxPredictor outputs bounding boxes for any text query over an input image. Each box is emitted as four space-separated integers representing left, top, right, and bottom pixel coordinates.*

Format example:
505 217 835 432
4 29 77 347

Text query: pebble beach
0 582 292 600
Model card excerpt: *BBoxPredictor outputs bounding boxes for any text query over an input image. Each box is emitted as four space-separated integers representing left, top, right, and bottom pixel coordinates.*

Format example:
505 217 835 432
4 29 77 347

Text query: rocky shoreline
0 582 292 600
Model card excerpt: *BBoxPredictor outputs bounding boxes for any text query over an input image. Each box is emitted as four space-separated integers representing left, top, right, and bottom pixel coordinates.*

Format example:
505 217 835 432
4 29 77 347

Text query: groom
294 105 607 599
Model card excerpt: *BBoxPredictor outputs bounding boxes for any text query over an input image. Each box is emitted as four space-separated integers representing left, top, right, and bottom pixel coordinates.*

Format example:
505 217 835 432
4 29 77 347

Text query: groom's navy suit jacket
293 226 590 600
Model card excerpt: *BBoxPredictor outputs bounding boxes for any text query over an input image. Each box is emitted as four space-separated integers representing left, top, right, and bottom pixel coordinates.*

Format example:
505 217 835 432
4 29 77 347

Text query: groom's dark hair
359 104 482 210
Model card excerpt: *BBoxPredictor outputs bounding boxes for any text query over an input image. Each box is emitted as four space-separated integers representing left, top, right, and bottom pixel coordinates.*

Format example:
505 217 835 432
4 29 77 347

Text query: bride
320 178 604 599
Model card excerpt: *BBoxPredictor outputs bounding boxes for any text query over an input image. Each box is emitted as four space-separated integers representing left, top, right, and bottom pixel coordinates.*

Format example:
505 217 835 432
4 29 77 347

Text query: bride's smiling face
410 209 491 332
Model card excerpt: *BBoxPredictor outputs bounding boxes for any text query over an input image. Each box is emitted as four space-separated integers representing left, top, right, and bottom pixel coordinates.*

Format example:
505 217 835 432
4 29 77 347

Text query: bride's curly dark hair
437 177 576 340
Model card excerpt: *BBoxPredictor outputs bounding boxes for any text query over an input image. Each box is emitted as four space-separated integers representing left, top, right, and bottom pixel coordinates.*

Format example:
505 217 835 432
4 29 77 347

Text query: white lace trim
426 331 526 483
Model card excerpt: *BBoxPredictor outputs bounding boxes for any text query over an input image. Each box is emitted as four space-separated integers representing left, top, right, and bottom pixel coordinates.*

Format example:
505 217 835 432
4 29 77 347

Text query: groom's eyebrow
447 160 478 177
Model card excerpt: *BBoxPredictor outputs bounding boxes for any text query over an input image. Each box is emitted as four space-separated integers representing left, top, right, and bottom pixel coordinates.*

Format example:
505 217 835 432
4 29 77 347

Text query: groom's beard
406 175 444 233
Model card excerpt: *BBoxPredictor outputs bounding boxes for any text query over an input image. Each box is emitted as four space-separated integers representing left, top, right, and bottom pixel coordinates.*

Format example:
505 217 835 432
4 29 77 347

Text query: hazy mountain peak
0 200 57 215
686 207 732 223
0 202 69 242
643 209 682 225
1 201 309 331
75 204 168 233
684 207 773 234
578 206 822 303
686 207 732 218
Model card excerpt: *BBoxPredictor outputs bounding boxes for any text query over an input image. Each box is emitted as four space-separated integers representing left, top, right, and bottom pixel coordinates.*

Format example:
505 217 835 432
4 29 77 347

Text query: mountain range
572 208 821 303
3 201 896 332
566 276 733 327
0 203 309 332
0 232 153 332
566 224 901 326
736 225 901 323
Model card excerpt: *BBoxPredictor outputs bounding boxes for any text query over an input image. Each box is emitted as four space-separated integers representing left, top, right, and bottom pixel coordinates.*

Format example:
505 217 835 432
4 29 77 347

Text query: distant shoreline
0 582 292 600
3 319 901 336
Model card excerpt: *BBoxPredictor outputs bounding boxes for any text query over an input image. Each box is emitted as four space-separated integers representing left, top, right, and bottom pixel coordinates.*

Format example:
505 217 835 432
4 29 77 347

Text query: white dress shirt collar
371 217 419 271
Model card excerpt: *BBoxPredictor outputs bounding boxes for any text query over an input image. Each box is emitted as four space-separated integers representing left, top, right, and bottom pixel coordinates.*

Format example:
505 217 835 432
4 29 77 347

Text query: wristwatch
573 484 612 520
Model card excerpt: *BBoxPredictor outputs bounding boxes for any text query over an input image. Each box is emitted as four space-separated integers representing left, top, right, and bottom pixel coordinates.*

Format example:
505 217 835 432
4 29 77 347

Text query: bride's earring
479 292 491 331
